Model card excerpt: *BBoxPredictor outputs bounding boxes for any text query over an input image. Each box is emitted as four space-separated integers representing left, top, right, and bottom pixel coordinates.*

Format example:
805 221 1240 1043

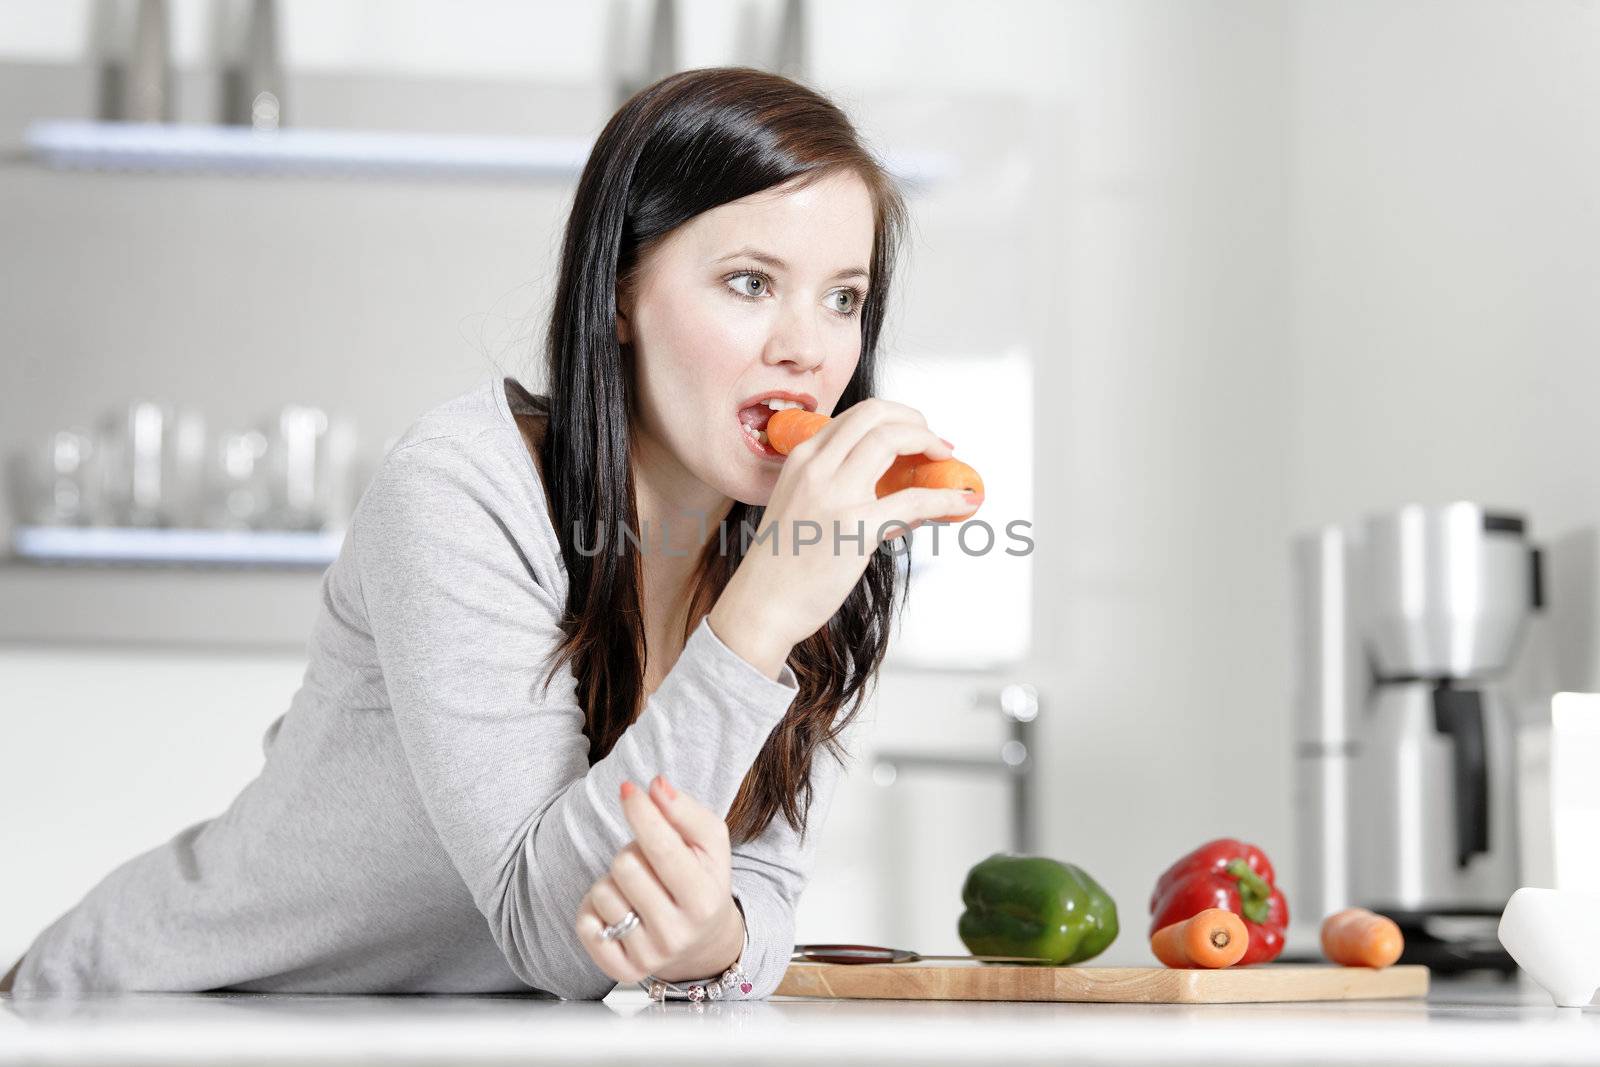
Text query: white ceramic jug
1498 887 1600 1007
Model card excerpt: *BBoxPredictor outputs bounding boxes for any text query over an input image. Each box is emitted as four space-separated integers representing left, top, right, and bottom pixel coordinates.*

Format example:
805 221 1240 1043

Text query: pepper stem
1226 859 1271 925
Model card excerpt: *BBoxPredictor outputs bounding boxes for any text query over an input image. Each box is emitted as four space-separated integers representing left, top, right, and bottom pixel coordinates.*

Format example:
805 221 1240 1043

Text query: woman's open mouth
737 395 813 460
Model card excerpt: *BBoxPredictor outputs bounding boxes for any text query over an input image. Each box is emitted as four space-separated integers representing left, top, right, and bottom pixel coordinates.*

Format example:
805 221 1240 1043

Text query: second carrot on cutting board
1320 908 1404 968
1150 907 1249 968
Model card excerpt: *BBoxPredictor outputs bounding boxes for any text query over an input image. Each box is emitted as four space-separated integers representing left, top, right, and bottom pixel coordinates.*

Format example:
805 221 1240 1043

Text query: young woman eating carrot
1 68 971 1000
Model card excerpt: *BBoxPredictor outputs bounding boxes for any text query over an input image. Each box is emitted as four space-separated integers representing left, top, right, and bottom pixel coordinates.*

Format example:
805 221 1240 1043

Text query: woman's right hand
706 398 974 679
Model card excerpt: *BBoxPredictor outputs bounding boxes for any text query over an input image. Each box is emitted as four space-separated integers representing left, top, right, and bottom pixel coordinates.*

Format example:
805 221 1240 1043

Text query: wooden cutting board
775 962 1429 1004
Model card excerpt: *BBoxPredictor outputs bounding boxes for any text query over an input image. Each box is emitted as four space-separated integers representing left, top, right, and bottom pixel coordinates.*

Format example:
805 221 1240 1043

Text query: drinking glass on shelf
93 401 207 528
257 404 356 532
6 429 99 526
201 429 270 530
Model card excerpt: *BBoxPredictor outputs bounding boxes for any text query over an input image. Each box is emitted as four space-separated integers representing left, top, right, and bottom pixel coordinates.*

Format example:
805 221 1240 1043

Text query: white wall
1288 0 1600 539
1029 1 1294 960
1025 0 1600 960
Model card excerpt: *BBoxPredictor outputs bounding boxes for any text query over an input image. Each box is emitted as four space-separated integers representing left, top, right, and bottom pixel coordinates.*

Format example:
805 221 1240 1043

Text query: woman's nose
763 302 827 371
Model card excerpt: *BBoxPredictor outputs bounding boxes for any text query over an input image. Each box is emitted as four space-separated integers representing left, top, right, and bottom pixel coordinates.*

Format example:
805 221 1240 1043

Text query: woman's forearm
707 578 796 682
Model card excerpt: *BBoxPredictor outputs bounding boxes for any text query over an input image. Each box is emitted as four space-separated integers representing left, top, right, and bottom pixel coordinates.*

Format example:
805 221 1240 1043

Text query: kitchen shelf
10 525 343 568
22 120 591 181
21 120 957 190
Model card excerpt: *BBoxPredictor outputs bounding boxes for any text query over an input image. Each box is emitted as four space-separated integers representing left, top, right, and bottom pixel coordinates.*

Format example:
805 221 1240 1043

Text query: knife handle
790 943 915 964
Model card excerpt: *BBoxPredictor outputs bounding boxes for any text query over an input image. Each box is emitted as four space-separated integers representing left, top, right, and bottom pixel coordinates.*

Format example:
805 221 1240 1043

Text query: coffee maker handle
1432 686 1490 868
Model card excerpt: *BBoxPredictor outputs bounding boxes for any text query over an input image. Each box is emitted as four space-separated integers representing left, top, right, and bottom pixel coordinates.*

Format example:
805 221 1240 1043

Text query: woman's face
618 168 876 509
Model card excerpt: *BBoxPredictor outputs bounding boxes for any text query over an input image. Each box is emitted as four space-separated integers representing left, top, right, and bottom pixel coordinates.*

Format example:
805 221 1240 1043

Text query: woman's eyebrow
715 246 869 281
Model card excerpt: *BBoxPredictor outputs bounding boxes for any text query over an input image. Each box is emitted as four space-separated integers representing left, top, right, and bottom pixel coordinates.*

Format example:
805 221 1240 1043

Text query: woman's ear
615 278 634 345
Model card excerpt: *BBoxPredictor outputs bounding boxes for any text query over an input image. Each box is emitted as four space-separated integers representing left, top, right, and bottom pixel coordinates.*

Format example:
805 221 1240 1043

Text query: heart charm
739 982 753 995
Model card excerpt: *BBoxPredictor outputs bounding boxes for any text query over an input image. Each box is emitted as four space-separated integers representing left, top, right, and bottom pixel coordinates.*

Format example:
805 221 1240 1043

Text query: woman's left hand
575 774 745 985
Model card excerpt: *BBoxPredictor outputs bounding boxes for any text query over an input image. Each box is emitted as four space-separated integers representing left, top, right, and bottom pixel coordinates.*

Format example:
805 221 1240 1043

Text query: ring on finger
591 876 663 958
600 910 640 942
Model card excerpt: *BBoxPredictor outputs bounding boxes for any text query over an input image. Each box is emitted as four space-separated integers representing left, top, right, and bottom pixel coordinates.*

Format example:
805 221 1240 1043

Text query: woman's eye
728 273 767 298
725 272 859 315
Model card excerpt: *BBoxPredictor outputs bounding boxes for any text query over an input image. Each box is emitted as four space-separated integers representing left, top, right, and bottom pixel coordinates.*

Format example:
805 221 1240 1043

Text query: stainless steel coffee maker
1292 502 1541 972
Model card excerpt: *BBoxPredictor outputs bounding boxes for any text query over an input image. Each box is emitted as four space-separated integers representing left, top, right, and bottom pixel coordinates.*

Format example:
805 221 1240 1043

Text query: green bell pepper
957 852 1120 965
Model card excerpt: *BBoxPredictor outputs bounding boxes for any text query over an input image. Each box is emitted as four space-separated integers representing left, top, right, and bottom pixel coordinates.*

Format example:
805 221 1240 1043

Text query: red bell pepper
1148 838 1289 966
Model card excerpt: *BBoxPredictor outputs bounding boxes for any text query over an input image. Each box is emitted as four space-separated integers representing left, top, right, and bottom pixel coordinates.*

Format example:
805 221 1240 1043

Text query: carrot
765 409 832 455
766 408 985 522
1320 908 1403 968
1150 908 1249 968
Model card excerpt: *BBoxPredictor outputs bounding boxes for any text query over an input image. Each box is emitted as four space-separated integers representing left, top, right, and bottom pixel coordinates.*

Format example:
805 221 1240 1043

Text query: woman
2 67 973 1000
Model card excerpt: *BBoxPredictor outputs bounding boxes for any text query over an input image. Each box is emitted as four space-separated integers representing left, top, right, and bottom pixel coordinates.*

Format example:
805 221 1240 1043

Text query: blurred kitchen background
4 0 1600 975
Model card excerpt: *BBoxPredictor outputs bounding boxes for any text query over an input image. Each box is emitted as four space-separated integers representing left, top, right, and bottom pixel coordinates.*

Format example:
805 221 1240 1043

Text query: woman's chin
728 480 775 509
718 441 781 502
715 468 776 510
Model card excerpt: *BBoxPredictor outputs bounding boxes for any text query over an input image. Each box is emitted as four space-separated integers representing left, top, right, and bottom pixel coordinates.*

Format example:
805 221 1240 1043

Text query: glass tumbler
93 401 208 527
5 429 99 526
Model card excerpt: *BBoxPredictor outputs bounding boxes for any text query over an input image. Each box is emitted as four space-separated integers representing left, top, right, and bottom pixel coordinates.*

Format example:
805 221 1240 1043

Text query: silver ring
600 909 641 942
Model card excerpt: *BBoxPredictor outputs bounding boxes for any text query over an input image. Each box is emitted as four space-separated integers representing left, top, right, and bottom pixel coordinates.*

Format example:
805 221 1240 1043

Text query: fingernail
659 776 677 800
962 491 982 504
620 781 636 800
940 437 954 449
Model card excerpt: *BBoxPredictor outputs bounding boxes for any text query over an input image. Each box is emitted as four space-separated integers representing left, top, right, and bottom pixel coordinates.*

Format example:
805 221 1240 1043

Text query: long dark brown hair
535 67 911 846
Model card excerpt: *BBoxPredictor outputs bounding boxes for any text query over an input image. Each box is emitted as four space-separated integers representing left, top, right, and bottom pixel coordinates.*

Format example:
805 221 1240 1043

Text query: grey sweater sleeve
353 436 822 1000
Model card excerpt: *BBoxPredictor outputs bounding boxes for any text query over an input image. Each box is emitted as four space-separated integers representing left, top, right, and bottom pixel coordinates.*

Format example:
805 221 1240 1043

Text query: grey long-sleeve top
13 375 846 997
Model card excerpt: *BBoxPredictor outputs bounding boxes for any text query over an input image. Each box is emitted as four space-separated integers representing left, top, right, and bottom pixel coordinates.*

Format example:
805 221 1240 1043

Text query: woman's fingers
645 775 729 860
610 842 691 959
576 905 637 981
577 900 645 983
576 778 743 985
619 778 711 906
833 422 953 498
586 872 668 969
610 841 675 924
870 487 981 540
794 397 929 476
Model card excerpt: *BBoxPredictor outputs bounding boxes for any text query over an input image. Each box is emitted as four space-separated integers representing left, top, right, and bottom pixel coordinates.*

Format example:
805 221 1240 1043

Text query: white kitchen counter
2 976 1595 1066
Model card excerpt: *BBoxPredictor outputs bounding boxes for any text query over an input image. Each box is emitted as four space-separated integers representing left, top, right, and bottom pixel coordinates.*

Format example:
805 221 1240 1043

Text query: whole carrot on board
1320 908 1404 969
1150 907 1249 969
766 407 985 523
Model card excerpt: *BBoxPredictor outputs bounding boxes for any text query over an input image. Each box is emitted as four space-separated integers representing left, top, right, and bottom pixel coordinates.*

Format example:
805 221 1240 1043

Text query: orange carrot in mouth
764 409 832 455
1320 908 1404 969
1150 907 1249 968
766 407 985 522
